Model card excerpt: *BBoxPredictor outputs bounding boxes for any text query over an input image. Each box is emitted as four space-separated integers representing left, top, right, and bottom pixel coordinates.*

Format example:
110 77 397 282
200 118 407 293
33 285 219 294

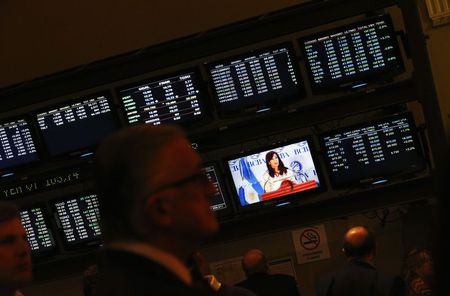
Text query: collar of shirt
107 241 192 285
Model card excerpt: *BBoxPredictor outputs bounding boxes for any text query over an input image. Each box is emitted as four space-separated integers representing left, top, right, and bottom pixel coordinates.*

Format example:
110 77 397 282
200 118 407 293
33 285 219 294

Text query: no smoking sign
292 224 331 264
300 228 320 250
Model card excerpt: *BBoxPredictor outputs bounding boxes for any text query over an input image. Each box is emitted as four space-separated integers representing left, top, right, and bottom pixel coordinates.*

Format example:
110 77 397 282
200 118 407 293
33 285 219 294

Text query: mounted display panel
320 112 426 188
206 43 304 115
299 14 404 92
226 138 322 212
34 92 118 157
0 117 40 172
118 68 209 127
50 193 102 249
20 205 57 258
203 163 233 218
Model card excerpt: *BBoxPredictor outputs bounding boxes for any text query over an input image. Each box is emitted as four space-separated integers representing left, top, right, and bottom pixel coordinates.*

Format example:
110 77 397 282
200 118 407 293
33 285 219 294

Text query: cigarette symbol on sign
300 229 320 250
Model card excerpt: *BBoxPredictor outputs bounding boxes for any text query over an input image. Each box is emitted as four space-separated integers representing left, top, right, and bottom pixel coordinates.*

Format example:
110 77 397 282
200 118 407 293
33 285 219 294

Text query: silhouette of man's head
95 124 219 259
242 249 268 277
342 226 376 261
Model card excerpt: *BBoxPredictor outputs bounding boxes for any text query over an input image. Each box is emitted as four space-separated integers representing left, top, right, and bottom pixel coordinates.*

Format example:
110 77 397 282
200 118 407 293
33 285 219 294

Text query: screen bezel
319 112 427 188
19 203 58 258
206 42 305 117
203 161 234 219
32 91 120 159
224 136 324 213
0 115 41 173
49 192 103 250
299 14 405 93
115 67 212 129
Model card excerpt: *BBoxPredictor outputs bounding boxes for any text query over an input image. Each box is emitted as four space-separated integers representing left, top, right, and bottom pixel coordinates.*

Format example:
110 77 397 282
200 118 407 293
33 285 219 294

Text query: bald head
342 226 376 260
242 249 268 277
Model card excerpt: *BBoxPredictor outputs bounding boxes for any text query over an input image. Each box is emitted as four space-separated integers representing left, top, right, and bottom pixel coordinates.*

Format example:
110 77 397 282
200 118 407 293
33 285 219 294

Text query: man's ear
144 192 174 227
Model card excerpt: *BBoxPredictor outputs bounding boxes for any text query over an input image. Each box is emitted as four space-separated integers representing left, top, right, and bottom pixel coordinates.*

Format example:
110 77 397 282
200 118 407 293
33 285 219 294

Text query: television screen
226 139 321 208
20 206 56 256
35 92 117 157
207 43 304 114
118 69 207 126
321 113 426 187
203 164 229 214
51 193 102 247
300 14 404 92
0 118 39 171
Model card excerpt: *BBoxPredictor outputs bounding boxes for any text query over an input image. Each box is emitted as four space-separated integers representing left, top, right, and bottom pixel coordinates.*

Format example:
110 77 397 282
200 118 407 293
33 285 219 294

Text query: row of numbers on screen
0 14 406 172
19 193 101 256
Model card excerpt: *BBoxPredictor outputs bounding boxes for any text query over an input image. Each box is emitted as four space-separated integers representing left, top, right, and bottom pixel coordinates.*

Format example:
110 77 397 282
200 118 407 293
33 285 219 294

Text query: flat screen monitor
300 14 404 92
20 206 56 256
320 113 426 187
51 193 102 248
0 118 39 171
226 138 322 210
203 163 231 216
207 43 304 114
35 92 117 157
118 68 208 126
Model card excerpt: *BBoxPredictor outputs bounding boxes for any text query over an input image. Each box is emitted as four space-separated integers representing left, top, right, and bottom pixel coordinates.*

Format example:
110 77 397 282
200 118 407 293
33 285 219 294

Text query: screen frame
298 14 405 93
32 90 120 159
202 161 234 219
205 42 305 117
49 192 103 250
224 135 325 213
319 112 427 188
0 115 42 173
115 67 212 129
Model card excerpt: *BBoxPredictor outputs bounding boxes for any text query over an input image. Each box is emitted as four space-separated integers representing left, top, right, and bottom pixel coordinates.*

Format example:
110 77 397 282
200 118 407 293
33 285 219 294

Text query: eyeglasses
148 172 211 196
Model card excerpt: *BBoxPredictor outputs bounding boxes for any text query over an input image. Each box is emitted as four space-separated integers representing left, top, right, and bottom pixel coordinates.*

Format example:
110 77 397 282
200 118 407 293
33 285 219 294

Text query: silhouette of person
189 251 255 296
94 124 219 296
402 248 434 296
236 249 300 296
315 225 405 296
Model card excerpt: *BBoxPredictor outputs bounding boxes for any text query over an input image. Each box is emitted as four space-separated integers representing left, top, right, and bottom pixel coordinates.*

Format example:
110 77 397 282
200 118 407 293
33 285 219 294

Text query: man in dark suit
315 226 405 296
235 249 300 296
94 124 220 296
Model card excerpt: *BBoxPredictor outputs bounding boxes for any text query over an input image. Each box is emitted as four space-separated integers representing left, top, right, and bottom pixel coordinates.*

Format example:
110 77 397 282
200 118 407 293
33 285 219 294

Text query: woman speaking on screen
262 151 298 193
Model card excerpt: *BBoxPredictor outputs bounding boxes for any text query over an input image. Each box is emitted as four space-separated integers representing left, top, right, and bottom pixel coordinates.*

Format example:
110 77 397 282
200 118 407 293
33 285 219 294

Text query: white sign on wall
291 224 331 264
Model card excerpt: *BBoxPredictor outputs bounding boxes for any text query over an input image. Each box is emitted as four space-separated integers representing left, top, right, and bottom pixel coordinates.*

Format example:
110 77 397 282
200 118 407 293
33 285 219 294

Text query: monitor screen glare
227 140 321 207
0 119 39 170
119 70 205 126
208 45 302 113
36 94 116 156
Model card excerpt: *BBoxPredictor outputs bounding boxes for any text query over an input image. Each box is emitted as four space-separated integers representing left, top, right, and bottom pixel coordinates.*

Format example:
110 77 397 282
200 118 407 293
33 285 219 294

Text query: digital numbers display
0 119 39 170
208 45 303 113
322 114 425 186
36 94 116 156
20 207 55 254
301 15 403 91
119 70 205 126
52 194 101 246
